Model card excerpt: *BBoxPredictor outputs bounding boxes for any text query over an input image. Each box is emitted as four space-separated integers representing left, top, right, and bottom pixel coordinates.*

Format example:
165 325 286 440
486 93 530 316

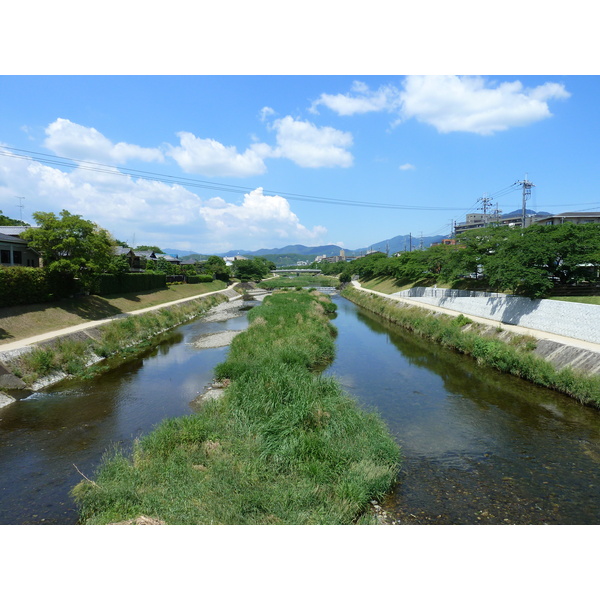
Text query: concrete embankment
351 282 600 377
0 285 242 407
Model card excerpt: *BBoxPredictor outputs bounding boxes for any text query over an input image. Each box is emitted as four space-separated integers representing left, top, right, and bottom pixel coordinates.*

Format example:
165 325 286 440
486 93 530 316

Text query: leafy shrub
94 273 167 295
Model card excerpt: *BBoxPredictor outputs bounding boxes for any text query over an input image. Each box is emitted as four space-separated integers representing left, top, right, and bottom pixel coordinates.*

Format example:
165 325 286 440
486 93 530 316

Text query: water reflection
326 296 600 524
0 306 249 524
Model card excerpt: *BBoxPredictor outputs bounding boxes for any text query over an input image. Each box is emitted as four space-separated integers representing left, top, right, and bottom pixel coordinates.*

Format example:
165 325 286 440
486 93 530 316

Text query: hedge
93 273 167 295
186 274 213 284
0 266 52 307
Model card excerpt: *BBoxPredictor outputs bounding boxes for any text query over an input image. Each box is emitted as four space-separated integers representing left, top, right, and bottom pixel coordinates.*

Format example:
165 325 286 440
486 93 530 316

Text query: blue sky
1 74 598 254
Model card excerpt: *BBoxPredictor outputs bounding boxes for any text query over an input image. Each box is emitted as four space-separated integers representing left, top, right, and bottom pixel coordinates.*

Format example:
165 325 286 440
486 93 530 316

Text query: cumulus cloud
268 116 353 168
166 131 268 177
0 149 327 253
44 118 164 163
399 75 571 135
310 80 402 116
399 163 415 171
198 187 327 248
310 76 570 135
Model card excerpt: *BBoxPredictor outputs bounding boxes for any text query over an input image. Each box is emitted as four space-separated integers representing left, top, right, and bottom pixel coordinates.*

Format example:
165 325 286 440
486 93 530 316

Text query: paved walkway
350 281 600 354
0 284 240 354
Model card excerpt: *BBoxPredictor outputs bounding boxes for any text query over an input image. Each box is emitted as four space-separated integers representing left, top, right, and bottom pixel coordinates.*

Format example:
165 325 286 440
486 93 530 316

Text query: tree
233 257 274 281
483 223 600 298
22 210 116 291
203 255 230 281
0 209 29 227
135 245 163 253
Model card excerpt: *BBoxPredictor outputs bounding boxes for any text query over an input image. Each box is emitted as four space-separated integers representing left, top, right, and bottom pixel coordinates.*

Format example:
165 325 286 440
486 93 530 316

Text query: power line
0 145 471 212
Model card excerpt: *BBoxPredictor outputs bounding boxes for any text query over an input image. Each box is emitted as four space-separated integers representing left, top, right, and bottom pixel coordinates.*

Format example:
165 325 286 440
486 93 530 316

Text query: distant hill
222 244 353 257
355 234 446 255
163 214 555 262
163 248 199 258
502 209 552 218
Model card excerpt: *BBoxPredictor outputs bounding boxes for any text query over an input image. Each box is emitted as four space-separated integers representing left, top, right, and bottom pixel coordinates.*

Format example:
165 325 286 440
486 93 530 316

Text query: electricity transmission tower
516 176 535 227
15 196 25 221
477 195 493 224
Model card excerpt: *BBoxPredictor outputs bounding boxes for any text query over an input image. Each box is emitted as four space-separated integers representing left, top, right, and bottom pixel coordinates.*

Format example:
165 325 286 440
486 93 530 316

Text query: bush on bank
342 287 600 408
72 290 401 525
12 295 225 385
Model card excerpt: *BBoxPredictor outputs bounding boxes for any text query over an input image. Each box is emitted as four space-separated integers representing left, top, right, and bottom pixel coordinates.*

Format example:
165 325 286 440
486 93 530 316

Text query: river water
325 296 600 524
0 301 251 524
1 294 600 524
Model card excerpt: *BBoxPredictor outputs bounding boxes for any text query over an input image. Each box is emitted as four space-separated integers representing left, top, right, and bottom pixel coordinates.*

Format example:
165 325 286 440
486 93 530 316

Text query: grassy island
72 290 400 525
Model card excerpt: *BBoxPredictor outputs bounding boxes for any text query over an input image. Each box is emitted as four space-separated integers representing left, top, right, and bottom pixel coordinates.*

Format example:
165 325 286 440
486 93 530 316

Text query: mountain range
163 209 553 261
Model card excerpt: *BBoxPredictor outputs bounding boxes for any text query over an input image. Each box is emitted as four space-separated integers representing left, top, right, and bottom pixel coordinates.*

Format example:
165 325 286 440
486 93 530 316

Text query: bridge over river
271 269 322 275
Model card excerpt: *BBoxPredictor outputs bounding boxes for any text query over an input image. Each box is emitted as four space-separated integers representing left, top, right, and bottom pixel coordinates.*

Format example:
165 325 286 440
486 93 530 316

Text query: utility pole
492 203 502 225
409 233 412 252
516 175 535 228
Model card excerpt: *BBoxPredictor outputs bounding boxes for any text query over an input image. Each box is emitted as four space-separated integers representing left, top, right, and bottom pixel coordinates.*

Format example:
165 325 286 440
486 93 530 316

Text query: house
0 228 41 267
113 248 182 271
223 255 248 267
533 212 600 226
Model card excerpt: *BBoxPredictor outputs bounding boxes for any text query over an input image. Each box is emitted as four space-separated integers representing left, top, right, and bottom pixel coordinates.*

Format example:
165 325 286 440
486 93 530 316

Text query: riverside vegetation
8 295 225 386
72 290 400 525
260 274 340 290
343 287 600 409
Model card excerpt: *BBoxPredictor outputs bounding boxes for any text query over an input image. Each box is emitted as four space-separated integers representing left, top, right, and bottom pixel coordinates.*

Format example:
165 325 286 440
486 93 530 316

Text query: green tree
233 257 274 281
22 210 116 291
204 256 230 281
0 209 29 227
135 245 164 253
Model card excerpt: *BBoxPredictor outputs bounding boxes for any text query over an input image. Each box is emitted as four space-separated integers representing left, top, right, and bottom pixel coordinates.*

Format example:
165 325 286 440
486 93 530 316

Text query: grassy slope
72 290 400 525
343 287 600 409
0 281 227 343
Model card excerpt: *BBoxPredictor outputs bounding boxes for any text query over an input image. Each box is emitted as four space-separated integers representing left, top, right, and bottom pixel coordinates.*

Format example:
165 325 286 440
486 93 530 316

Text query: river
1 293 600 524
325 296 600 524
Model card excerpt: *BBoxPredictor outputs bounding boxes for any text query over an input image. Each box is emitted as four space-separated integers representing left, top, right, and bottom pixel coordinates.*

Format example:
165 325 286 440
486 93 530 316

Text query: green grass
13 295 225 385
549 296 600 305
343 287 600 409
0 281 227 343
72 290 401 525
259 275 340 290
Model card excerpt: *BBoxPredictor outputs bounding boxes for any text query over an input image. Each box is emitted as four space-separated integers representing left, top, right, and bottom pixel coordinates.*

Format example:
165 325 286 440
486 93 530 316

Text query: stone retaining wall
392 287 600 344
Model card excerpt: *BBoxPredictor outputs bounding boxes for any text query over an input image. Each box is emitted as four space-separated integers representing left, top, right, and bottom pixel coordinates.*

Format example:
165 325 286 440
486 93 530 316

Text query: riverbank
72 290 401 525
342 286 600 409
0 280 229 345
0 289 238 405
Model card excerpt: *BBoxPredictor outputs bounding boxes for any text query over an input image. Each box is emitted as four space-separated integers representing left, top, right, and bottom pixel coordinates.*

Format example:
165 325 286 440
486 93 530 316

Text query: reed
72 290 401 525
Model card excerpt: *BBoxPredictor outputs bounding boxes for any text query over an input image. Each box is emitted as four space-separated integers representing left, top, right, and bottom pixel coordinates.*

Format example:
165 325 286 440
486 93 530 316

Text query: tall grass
14 295 225 385
343 287 600 408
72 290 401 525
260 275 339 289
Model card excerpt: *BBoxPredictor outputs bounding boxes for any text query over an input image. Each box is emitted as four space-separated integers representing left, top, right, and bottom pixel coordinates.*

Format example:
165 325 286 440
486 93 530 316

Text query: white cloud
198 187 327 249
166 131 267 177
0 149 327 253
310 80 402 116
268 116 353 168
399 163 415 171
310 76 570 135
44 118 164 163
399 75 571 135
259 106 275 121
